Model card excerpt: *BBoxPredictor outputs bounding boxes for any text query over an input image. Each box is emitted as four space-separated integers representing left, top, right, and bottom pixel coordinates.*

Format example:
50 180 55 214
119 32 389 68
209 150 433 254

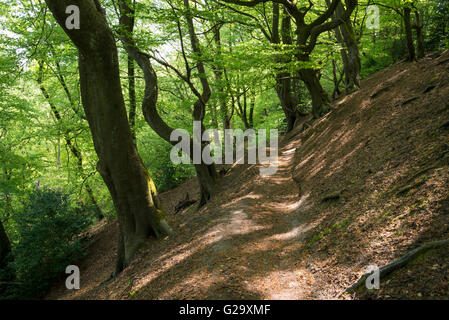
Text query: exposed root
396 178 426 196
370 86 391 99
339 238 449 297
321 189 346 203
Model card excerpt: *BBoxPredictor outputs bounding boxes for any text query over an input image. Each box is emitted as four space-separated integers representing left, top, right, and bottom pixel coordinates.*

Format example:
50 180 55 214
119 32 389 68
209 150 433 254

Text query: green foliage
139 137 196 193
6 188 91 299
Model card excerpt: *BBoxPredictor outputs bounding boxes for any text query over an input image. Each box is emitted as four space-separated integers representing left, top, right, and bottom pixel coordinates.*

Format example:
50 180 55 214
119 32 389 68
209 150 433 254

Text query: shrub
9 188 91 299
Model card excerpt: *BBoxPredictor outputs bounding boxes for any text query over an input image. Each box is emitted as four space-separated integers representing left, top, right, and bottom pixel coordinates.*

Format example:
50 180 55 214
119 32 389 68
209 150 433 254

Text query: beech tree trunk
195 162 219 206
117 0 217 207
0 219 13 293
299 66 331 118
249 92 255 128
212 25 230 130
404 7 416 61
413 10 425 59
276 71 301 130
45 0 172 274
330 49 343 99
125 2 137 144
328 0 361 93
128 57 137 143
292 0 357 119
272 5 303 131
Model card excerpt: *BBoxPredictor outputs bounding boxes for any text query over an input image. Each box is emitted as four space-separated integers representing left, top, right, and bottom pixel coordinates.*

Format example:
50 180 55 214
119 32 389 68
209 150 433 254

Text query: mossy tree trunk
44 0 172 275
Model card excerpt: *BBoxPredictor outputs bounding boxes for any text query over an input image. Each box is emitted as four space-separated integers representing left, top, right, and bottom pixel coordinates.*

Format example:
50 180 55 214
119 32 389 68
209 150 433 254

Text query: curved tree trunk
272 6 304 131
45 0 172 275
293 0 357 119
117 0 217 207
276 71 300 131
328 0 361 94
181 0 218 205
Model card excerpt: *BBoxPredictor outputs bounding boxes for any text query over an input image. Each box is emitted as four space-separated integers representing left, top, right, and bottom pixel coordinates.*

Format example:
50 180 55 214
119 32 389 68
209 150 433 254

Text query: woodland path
185 137 327 299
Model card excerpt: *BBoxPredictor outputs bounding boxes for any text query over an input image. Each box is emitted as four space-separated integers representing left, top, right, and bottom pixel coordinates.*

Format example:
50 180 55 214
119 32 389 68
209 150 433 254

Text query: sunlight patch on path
247 269 312 300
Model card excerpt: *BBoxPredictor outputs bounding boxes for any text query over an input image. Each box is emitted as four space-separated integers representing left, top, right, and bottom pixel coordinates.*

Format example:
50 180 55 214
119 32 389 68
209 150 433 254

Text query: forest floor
47 50 449 300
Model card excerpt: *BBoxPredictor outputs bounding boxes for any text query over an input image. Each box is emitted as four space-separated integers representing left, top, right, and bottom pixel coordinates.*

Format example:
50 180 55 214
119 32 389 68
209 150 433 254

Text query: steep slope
46 50 449 300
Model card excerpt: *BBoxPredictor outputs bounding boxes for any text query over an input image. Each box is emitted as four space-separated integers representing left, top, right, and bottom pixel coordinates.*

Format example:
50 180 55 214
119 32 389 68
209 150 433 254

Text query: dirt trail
47 51 449 300
200 140 315 299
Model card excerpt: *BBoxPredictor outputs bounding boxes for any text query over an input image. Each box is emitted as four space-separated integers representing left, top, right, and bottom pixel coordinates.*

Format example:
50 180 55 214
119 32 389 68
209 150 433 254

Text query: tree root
395 96 419 107
321 189 347 203
370 85 391 99
338 238 449 297
396 178 426 196
175 193 197 214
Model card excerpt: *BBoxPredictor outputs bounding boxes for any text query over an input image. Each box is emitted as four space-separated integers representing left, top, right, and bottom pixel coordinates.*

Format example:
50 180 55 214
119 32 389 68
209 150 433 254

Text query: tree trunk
276 72 299 131
330 48 342 99
0 219 13 294
249 92 255 128
328 0 361 94
118 0 217 207
212 25 232 131
44 0 172 275
128 56 137 143
292 0 357 119
183 0 217 205
236 89 251 129
0 220 10 270
299 66 331 118
413 10 425 59
272 6 303 131
404 7 416 61
195 163 218 206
